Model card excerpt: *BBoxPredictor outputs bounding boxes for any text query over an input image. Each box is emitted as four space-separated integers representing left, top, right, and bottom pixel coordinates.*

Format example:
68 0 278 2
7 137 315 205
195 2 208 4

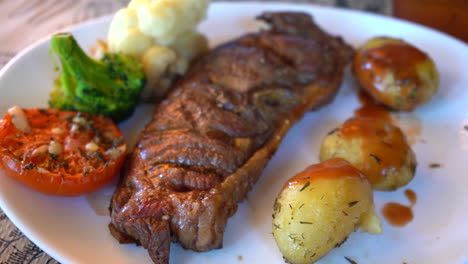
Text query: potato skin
353 36 439 111
272 158 381 264
320 117 417 191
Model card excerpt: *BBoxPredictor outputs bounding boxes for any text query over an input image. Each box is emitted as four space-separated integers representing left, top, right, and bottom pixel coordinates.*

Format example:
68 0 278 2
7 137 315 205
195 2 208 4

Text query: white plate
1 2 468 264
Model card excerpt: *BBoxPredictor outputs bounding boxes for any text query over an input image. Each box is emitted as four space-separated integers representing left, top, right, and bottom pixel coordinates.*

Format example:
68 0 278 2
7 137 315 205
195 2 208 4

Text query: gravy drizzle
354 92 419 227
382 189 417 227
355 91 392 122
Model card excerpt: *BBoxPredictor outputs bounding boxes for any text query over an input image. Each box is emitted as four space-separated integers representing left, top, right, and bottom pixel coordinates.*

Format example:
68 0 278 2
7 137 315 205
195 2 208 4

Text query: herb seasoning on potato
272 158 381 264
353 36 439 111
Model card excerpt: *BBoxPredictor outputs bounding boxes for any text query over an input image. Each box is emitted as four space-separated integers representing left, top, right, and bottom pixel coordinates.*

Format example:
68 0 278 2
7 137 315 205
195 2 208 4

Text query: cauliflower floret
110 27 153 57
170 30 208 60
141 46 177 80
108 8 139 41
108 0 210 101
140 46 176 99
136 1 179 45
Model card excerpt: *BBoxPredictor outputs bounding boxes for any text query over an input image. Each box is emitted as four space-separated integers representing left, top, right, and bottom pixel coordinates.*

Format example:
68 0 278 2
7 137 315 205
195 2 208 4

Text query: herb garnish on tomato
0 107 126 196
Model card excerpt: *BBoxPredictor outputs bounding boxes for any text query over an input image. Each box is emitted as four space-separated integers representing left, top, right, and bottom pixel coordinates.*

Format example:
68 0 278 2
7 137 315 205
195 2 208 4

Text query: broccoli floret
49 33 145 122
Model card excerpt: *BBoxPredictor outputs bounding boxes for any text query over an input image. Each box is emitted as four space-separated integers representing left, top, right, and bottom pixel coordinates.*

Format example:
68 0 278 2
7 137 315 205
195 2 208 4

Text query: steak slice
109 11 354 264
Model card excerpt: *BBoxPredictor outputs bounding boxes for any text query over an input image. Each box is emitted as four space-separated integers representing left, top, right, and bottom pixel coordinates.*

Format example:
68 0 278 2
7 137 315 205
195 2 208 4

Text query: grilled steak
109 12 354 264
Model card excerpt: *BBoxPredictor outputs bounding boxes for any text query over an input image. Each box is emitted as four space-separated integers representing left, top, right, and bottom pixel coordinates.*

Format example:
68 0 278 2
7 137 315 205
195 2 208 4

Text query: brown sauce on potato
359 43 426 97
382 188 417 227
339 117 410 186
355 71 423 146
283 158 366 190
366 43 427 72
355 91 391 122
353 40 434 111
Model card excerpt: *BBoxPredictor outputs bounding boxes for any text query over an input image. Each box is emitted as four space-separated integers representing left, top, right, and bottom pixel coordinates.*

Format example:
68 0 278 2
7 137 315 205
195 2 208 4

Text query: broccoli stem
52 34 131 98
51 33 109 93
50 33 105 72
58 56 75 97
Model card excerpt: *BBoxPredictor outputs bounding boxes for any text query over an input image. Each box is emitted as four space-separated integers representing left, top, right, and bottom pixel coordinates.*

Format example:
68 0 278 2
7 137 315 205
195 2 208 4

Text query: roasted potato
353 36 439 111
272 158 381 264
320 117 417 191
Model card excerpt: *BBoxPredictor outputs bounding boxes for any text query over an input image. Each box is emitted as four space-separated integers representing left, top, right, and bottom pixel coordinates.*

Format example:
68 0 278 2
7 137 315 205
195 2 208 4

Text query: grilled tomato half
0 107 126 196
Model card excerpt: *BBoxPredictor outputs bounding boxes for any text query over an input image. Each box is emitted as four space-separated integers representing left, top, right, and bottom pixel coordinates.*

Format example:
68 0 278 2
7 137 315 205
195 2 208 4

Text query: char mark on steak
109 11 354 264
